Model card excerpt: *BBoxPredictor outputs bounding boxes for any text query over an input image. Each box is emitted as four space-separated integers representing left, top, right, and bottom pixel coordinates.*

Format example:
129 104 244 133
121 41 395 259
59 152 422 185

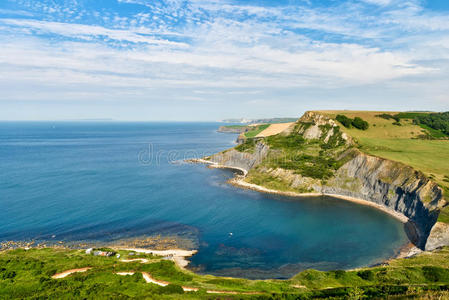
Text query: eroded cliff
206 111 448 250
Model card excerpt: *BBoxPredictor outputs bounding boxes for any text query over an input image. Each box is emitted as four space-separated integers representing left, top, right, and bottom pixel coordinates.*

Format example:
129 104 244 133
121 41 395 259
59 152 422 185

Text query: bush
357 270 374 281
159 284 184 294
0 270 16 280
235 138 256 152
414 112 449 137
422 266 449 282
266 134 305 149
336 115 353 128
352 117 369 130
336 115 369 130
333 270 346 279
376 113 400 122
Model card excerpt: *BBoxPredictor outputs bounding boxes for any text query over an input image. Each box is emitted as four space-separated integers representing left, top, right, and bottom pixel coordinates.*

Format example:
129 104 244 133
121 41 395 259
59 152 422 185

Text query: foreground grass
3 247 449 298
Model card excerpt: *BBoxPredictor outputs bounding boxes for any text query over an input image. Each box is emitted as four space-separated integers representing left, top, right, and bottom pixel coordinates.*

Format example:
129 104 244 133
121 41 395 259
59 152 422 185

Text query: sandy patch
119 248 197 269
120 258 149 263
116 272 135 276
182 286 200 292
52 267 91 279
255 122 294 137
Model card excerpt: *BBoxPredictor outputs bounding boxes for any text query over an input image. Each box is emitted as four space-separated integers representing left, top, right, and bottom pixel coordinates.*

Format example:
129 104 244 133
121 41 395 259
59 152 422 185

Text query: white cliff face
298 111 351 143
207 111 448 250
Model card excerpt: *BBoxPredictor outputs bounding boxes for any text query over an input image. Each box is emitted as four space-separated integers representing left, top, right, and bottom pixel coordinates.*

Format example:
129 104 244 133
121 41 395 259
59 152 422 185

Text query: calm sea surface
0 122 408 279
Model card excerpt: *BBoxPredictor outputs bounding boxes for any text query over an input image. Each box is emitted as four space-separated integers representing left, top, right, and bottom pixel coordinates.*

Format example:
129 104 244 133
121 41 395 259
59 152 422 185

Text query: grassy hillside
317 111 449 214
2 247 449 299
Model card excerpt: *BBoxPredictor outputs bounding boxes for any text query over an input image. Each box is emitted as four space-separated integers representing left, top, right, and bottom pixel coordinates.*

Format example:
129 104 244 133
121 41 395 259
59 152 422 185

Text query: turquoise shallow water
0 122 408 279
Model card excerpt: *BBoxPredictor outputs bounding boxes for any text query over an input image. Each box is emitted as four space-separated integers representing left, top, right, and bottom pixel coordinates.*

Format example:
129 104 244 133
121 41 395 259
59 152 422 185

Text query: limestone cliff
324 149 441 248
207 142 269 173
207 111 448 251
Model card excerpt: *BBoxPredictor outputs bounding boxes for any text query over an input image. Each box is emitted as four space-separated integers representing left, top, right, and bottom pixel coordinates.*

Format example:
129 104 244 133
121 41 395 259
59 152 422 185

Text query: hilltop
315 111 449 222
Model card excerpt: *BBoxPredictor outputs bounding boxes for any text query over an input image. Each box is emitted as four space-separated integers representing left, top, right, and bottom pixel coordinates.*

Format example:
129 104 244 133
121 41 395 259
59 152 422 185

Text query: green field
3 247 449 299
221 125 246 129
244 124 270 138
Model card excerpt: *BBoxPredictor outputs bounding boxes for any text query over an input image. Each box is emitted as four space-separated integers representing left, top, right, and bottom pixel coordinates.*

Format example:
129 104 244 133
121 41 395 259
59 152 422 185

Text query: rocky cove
200 111 449 253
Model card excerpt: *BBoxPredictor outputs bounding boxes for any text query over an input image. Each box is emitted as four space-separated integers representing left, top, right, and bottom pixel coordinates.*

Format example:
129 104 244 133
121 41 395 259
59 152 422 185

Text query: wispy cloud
0 0 448 119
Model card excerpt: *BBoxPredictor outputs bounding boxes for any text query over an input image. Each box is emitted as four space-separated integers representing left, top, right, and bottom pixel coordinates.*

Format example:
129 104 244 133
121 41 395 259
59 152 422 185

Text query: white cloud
360 0 392 6
0 0 448 116
0 19 188 47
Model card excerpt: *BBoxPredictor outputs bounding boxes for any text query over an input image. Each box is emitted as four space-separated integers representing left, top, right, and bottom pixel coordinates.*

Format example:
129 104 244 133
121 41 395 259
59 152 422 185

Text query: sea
0 122 409 279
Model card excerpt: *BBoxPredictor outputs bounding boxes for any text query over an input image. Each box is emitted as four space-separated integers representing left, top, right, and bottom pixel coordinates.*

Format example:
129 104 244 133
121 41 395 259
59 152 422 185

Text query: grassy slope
3 247 449 299
244 124 270 138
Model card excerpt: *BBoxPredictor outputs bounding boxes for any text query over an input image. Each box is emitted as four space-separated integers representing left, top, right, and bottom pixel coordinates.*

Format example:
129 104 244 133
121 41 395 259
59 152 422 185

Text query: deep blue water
0 122 408 279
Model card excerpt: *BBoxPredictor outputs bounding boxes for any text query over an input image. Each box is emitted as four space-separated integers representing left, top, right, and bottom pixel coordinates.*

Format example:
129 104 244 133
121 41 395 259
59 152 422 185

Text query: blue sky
0 0 448 120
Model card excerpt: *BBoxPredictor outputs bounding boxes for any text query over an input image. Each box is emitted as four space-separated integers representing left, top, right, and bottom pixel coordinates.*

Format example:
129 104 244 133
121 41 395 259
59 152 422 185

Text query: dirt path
52 267 91 279
141 271 262 294
119 248 197 269
120 258 149 263
116 272 135 276
141 272 170 286
255 122 294 137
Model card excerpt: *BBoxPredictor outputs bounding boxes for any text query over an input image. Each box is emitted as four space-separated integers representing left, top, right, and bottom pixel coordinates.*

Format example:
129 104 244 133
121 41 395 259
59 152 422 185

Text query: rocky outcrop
208 142 269 173
298 111 352 143
217 126 249 133
425 222 449 251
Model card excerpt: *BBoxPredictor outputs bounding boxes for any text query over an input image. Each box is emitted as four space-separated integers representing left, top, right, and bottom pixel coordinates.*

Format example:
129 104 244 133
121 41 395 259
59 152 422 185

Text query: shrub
266 134 305 149
336 115 369 130
413 112 449 137
159 284 184 294
0 270 16 280
422 266 449 282
336 115 353 128
357 270 374 281
333 270 346 279
376 113 400 122
352 117 369 130
235 138 256 152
